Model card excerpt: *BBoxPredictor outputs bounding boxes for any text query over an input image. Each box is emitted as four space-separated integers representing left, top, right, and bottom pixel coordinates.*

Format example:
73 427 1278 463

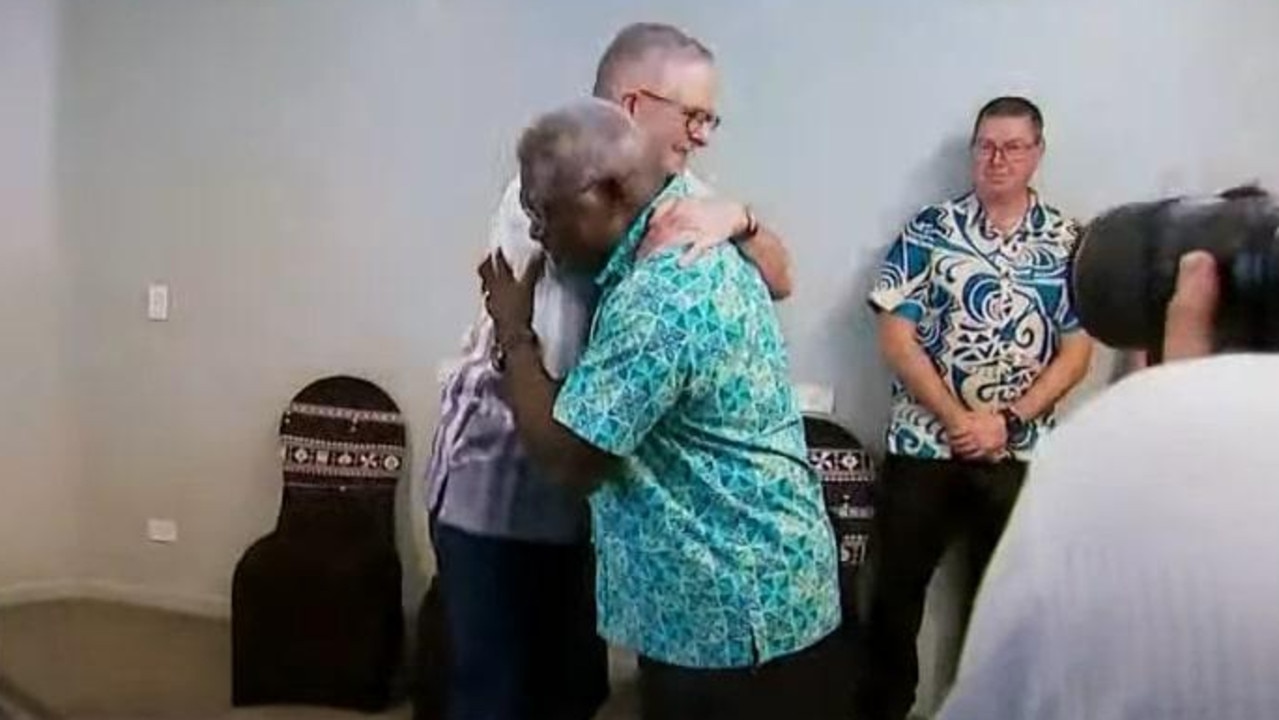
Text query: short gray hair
592 23 713 101
517 98 658 212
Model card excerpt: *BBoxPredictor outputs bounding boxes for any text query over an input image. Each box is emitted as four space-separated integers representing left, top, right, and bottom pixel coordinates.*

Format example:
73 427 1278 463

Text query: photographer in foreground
939 187 1279 719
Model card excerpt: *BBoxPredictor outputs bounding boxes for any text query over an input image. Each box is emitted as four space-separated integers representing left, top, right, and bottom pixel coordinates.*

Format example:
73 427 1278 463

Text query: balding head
592 23 719 173
517 99 667 273
592 23 713 101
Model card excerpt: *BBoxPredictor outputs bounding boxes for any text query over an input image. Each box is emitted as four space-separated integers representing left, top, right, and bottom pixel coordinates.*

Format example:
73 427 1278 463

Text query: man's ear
618 92 639 117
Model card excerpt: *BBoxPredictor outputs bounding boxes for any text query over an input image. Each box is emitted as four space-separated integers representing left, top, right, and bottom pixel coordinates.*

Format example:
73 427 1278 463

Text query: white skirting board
0 578 229 619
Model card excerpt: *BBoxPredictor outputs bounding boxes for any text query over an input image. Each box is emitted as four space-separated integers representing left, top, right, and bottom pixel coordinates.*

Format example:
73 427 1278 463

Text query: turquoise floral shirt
553 176 840 669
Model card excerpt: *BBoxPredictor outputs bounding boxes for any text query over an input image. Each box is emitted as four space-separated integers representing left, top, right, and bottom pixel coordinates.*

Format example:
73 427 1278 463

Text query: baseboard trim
0 578 229 619
0 579 82 607
77 579 230 619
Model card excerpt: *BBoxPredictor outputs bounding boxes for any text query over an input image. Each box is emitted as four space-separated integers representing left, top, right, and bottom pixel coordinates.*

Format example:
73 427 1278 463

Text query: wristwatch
490 327 538 372
737 204 760 241
1000 407 1027 440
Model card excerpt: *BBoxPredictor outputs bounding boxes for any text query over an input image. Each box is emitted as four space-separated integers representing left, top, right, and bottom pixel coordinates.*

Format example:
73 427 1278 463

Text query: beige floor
0 600 638 720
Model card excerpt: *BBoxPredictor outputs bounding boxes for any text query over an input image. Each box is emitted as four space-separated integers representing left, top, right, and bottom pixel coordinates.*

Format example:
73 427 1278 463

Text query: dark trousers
857 455 1027 720
432 523 609 720
638 632 849 720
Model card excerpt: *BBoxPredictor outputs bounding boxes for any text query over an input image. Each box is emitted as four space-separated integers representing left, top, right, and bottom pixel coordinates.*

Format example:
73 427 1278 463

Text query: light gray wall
57 0 453 611
17 0 1279 712
0 0 79 597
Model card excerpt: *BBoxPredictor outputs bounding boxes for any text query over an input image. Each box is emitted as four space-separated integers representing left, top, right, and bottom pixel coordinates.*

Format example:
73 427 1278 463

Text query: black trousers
857 455 1027 720
638 632 850 720
432 523 609 720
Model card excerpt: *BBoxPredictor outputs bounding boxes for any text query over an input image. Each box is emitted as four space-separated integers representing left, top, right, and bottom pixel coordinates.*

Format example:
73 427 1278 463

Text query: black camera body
1071 186 1279 354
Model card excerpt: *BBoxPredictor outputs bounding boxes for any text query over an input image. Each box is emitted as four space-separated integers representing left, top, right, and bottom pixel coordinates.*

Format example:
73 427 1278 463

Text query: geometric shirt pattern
555 175 841 668
424 172 712 543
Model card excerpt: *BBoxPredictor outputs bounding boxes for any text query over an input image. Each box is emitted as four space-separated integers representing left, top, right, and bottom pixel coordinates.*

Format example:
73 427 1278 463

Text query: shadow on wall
396 431 431 605
828 134 974 719
824 134 972 457
903 134 974 220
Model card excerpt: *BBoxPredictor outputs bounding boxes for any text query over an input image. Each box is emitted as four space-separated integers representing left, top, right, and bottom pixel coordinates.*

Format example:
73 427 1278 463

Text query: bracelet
498 327 537 351
491 327 538 372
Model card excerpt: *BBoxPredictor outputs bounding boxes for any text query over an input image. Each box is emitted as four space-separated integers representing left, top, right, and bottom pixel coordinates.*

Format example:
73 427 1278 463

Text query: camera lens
1228 221 1279 350
1071 199 1176 350
1071 189 1279 353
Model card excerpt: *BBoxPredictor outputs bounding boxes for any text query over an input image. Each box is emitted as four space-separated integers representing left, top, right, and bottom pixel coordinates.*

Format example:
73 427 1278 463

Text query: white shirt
425 171 710 542
939 354 1279 720
465 173 713 377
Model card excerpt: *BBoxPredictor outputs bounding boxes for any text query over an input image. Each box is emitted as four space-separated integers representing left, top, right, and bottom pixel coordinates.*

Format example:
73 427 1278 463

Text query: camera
1071 185 1279 353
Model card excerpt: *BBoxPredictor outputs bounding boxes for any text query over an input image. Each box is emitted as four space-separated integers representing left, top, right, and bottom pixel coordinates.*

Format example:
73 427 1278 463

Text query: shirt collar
962 188 1044 237
594 174 689 289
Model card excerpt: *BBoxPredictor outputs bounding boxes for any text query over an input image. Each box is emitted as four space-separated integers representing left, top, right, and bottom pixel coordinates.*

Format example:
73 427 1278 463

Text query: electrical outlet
796 383 836 415
147 518 178 543
147 283 170 321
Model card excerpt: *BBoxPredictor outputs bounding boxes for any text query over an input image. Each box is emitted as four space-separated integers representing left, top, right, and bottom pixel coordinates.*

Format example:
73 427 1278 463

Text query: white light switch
147 283 169 321
796 382 836 415
147 518 178 543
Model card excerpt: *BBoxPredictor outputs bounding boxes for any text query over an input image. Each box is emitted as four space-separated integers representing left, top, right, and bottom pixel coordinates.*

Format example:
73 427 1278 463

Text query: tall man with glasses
424 22 794 720
858 96 1094 720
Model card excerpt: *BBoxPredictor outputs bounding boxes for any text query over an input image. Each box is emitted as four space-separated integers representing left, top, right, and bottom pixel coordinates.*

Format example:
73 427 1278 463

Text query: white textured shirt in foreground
940 354 1279 720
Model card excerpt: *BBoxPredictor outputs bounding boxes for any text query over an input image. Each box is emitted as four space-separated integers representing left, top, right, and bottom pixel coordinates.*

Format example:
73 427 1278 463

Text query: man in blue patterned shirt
860 97 1094 720
481 99 843 719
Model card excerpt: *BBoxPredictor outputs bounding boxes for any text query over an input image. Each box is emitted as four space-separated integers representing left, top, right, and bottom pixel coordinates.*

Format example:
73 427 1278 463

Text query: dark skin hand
477 250 618 496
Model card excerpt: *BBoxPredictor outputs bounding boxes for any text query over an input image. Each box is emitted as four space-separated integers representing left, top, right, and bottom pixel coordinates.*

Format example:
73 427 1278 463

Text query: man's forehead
653 57 718 102
975 115 1038 141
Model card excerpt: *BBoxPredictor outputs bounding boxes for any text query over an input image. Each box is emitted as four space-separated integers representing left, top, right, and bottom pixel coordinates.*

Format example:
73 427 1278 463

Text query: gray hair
518 98 659 212
592 22 714 101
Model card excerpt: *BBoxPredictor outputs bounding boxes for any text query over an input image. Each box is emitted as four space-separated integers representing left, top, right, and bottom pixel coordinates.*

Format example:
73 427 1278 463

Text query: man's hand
1163 251 1220 362
478 250 545 342
638 197 748 265
947 410 1007 461
480 249 617 497
945 413 981 458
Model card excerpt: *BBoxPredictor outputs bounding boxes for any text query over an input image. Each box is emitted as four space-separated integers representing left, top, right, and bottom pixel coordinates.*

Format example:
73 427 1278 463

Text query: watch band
740 204 760 240
1000 407 1025 436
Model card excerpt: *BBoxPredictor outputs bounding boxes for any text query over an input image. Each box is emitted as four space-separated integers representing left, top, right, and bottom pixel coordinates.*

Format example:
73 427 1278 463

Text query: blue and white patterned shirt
554 176 841 669
869 191 1081 461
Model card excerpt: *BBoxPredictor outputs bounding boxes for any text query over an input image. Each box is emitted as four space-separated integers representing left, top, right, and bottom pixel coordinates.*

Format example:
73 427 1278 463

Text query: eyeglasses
635 89 722 135
972 139 1040 162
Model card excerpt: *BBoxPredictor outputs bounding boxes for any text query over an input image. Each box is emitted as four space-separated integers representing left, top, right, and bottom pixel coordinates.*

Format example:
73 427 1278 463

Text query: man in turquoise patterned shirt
480 99 842 719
